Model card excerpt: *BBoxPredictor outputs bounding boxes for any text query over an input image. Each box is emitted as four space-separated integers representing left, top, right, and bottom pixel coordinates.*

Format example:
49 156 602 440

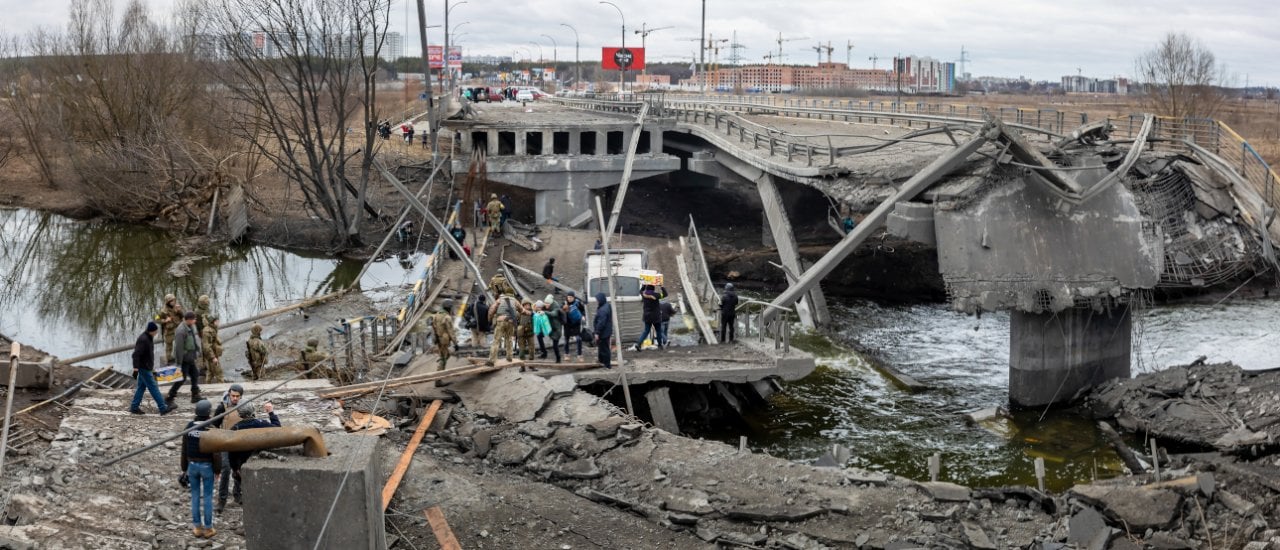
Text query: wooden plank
316 360 528 399
424 506 462 550
676 252 718 345
503 260 579 296
381 400 441 511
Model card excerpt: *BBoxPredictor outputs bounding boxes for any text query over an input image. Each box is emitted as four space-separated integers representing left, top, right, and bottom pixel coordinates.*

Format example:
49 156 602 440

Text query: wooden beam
676 251 718 344
316 360 527 399
381 400 441 511
424 506 462 550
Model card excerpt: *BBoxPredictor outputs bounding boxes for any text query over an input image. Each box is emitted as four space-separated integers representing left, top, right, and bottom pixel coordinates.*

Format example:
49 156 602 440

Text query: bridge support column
649 130 663 154
535 180 593 226
569 131 581 155
516 131 528 156
486 131 499 155
756 173 828 329
1009 307 1131 408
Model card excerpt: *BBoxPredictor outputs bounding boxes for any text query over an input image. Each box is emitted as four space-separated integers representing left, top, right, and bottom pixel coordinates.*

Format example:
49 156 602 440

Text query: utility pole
727 30 747 66
846 40 854 66
415 0 437 159
541 34 558 85
700 0 706 94
600 1 626 93
561 23 580 92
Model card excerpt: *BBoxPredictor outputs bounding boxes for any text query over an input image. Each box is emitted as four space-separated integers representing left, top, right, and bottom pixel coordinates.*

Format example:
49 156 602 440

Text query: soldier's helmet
441 299 454 311
208 314 219 324
251 323 264 335
307 337 319 347
198 295 210 306
164 293 176 304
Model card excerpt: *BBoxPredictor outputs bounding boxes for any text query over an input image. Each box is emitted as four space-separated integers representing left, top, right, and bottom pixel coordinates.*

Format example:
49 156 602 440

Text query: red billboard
601 47 645 71
427 46 462 69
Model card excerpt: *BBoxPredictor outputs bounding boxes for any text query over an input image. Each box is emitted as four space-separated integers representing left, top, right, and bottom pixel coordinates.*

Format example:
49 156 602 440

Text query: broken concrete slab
547 457 603 479
1068 507 1108 546
586 417 627 439
449 369 554 423
644 387 681 435
537 391 615 427
962 521 997 550
1218 489 1259 516
917 481 971 502
545 374 577 398
1070 483 1182 531
659 488 714 515
724 505 826 523
491 440 536 465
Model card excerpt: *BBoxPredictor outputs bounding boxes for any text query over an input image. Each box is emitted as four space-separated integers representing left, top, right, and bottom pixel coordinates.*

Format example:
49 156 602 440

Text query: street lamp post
444 0 468 91
599 1 625 93
540 34 558 86
560 23 580 92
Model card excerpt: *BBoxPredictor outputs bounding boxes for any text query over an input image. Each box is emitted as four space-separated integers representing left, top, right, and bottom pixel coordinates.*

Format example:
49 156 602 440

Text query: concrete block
886 201 937 246
0 359 51 390
644 387 681 435
241 433 385 550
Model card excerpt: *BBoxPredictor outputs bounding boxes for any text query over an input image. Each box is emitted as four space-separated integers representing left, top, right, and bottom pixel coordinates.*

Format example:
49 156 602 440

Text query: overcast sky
3 0 1278 85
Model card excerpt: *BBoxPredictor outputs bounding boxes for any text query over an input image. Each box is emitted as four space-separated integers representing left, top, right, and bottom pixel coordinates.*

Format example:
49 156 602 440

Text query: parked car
515 89 536 102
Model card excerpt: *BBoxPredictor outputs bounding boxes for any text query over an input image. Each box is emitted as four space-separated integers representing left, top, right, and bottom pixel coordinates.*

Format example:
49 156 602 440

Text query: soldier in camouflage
201 315 224 383
485 193 505 237
158 294 184 365
195 294 212 334
516 298 534 360
487 292 520 366
300 338 330 379
245 323 269 380
430 300 457 371
489 273 515 297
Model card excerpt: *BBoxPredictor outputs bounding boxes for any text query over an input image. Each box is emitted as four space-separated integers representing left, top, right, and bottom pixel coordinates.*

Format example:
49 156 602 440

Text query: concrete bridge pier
1008 307 1131 408
535 177 595 226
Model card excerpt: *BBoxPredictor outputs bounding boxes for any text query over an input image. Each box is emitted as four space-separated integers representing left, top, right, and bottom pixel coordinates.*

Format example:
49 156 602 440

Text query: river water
0 208 422 369
735 297 1280 491
4 207 1276 490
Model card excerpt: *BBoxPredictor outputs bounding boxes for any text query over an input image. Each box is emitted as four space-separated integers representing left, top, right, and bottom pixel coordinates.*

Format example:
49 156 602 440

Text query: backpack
566 302 583 325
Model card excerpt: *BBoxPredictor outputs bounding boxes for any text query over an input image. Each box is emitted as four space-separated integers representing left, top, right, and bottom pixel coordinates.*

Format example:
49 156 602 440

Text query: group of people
376 120 429 148
138 294 273 414
180 385 284 539
132 293 288 539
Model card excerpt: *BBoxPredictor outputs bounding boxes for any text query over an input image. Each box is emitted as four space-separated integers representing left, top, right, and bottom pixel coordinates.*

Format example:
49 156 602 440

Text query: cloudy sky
3 0 1278 84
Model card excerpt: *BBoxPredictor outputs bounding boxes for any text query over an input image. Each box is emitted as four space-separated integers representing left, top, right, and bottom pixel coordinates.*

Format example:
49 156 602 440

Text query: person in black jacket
470 293 491 346
659 299 677 348
719 283 739 343
561 291 587 360
542 257 557 284
130 321 174 415
213 384 245 512
632 285 668 351
227 402 282 503
181 400 221 539
592 293 613 369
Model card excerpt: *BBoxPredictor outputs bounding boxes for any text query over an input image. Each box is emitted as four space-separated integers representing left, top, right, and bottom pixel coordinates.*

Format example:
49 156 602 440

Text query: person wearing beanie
542 294 562 364
228 401 281 499
213 383 246 512
561 290 587 361
181 399 221 539
593 293 613 369
130 321 174 415
719 283 739 343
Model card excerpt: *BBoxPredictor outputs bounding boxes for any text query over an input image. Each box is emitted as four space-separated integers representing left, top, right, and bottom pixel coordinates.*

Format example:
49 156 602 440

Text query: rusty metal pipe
199 426 329 458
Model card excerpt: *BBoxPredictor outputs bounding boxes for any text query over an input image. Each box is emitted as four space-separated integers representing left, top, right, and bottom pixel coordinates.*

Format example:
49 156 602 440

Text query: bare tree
204 0 391 246
1135 32 1230 120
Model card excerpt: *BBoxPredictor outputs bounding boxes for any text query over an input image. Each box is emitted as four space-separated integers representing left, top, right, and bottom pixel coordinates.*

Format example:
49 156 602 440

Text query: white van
583 249 648 341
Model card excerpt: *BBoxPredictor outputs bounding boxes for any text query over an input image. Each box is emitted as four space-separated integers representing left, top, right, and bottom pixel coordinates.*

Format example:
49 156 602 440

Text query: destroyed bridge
442 94 1280 408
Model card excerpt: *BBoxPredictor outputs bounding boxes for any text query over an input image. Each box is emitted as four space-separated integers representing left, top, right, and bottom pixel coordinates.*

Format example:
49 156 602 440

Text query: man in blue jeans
180 399 220 539
129 321 174 415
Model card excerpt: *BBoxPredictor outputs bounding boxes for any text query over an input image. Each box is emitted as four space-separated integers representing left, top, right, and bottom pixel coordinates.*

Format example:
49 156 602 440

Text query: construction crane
775 32 808 64
811 41 834 65
868 54 880 70
682 34 728 87
634 23 674 75
846 40 855 66
763 52 788 65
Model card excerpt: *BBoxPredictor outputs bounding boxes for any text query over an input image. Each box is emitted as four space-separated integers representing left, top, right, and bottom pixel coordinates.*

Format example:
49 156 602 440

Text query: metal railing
665 103 838 168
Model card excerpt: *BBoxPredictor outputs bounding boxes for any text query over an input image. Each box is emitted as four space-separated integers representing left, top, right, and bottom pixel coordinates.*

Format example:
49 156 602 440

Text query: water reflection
0 208 419 366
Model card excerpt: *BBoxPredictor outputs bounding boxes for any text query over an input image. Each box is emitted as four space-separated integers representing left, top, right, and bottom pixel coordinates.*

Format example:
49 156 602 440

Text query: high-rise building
369 32 403 62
